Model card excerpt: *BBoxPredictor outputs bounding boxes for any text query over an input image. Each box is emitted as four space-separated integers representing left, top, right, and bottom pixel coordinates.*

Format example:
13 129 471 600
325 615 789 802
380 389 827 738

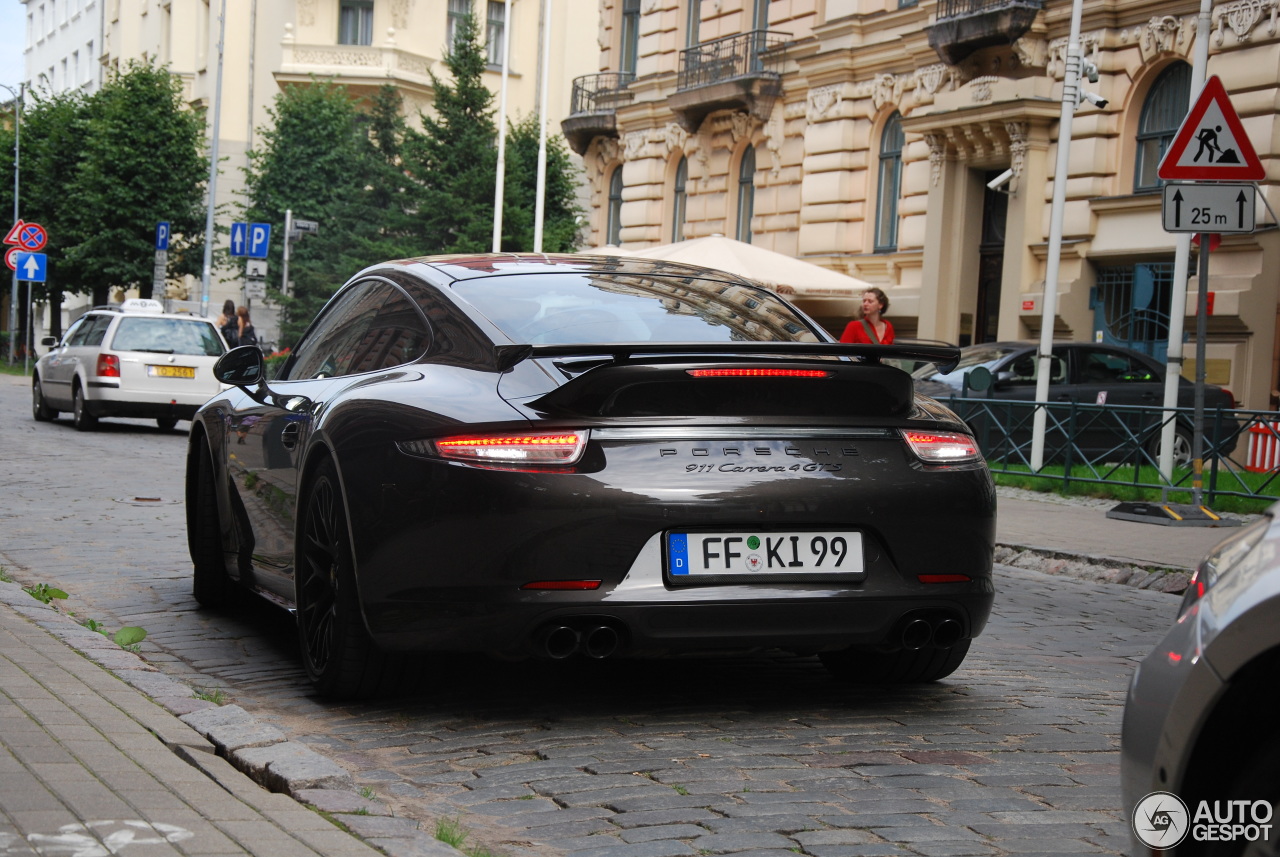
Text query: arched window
736 146 756 243
672 157 689 242
607 167 624 245
875 112 904 252
1135 63 1191 192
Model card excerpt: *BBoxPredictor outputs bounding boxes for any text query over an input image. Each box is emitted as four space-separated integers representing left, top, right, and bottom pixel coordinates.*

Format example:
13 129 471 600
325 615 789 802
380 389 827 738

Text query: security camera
1080 90 1108 109
1082 60 1100 84
986 168 1015 192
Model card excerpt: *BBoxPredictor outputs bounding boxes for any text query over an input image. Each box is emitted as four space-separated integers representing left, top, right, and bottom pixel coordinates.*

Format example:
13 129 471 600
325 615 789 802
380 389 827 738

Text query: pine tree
500 113 585 252
406 7 498 253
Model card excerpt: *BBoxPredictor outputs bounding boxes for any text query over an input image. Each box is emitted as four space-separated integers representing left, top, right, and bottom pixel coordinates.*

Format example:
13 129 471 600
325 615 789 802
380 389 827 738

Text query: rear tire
157 417 179 431
820 640 971 684
296 457 403 699
1198 737 1280 857
32 376 55 421
72 383 97 432
1149 425 1193 468
190 438 237 608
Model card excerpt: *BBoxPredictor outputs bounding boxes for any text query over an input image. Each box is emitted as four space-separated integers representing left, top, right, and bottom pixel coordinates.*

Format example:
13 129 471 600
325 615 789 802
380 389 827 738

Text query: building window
1135 62 1191 192
338 0 374 46
736 146 755 243
607 167 624 245
752 0 769 29
685 0 699 47
1095 261 1175 358
620 0 640 75
486 1 506 66
875 112 904 252
446 0 469 52
672 157 688 242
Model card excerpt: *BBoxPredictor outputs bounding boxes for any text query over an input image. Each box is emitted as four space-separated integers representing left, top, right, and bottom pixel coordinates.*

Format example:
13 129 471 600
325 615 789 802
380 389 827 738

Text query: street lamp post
2 83 21 365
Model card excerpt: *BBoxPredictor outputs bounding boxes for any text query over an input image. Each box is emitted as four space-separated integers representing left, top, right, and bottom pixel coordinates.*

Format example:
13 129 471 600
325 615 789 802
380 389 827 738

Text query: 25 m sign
1162 183 1257 234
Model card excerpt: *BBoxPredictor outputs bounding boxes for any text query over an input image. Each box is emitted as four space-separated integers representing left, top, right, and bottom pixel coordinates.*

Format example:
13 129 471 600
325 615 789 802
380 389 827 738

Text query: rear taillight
400 430 588 465
1222 388 1237 408
901 430 980 463
96 355 120 378
686 368 832 378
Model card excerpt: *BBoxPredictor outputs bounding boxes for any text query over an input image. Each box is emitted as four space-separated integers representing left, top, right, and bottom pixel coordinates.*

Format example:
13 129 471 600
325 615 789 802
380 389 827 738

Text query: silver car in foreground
1121 505 1280 856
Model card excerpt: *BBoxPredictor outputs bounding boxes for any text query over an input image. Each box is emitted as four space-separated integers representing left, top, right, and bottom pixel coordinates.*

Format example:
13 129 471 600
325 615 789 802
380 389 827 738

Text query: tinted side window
63 318 87 347
285 282 429 380
85 316 113 347
1004 352 1067 386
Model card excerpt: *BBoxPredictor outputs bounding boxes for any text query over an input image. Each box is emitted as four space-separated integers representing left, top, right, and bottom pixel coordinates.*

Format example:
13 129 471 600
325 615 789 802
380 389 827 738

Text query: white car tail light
901 430 980 463
401 430 588 465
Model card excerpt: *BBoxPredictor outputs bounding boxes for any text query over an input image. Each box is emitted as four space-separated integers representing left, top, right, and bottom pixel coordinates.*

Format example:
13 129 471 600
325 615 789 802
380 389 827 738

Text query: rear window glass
453 273 821 344
110 317 226 357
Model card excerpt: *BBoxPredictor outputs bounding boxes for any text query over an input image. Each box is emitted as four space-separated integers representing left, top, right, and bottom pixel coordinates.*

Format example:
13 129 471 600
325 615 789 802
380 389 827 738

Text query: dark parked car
912 341 1238 464
186 254 996 698
1121 505 1280 856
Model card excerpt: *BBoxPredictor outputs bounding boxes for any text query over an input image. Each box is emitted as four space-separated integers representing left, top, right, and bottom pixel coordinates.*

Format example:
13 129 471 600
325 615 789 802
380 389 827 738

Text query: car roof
361 253 766 288
83 300 215 323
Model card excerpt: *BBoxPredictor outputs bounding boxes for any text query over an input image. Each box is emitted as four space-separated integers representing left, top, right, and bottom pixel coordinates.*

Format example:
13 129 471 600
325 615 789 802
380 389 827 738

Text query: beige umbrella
578 244 635 256
632 235 877 298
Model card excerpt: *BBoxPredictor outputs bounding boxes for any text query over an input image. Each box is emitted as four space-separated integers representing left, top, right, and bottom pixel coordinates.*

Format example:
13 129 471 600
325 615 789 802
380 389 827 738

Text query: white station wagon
32 299 229 431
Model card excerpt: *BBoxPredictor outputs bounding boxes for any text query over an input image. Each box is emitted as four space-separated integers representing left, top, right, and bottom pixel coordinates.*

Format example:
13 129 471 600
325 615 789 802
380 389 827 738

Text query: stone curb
0 578 464 857
995 543 1194 594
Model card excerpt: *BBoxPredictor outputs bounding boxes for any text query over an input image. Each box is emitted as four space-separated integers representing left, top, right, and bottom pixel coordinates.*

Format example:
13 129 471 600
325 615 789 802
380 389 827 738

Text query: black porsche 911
186 254 996 698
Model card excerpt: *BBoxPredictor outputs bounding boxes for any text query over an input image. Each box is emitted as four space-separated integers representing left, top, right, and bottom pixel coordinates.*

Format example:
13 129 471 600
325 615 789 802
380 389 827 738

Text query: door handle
280 423 301 449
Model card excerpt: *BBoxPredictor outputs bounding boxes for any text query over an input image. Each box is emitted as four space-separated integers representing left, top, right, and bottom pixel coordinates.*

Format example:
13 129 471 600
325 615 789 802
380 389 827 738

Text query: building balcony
667 30 788 133
275 29 437 101
561 72 635 156
925 0 1044 66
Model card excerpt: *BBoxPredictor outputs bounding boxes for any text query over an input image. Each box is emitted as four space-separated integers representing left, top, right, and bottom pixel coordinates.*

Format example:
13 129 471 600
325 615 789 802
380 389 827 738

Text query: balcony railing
562 72 635 155
569 72 634 116
676 30 787 92
926 0 1043 65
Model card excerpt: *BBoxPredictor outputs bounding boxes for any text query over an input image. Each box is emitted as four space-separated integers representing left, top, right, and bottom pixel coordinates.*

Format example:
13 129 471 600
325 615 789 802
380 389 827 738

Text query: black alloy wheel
190 437 237 608
72 383 97 432
296 457 400 699
32 376 55 421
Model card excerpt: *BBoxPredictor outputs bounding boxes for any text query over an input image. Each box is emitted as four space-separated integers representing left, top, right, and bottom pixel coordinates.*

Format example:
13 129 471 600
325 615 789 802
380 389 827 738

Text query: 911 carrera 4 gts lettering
684 462 843 473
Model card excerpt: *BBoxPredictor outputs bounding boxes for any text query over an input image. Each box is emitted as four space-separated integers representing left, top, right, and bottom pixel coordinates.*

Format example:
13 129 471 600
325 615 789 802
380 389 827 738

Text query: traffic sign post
155 222 170 251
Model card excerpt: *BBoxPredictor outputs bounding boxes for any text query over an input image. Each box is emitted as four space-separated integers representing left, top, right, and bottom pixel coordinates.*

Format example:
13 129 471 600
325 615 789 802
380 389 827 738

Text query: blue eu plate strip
668 533 689 576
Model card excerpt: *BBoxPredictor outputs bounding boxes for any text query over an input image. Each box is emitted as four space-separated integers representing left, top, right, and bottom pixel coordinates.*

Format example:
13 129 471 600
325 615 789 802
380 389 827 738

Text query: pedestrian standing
236 306 259 349
840 288 895 344
216 300 239 347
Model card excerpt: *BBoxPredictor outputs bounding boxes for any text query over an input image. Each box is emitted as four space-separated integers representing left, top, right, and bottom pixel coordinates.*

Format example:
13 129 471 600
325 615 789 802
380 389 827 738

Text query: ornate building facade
563 0 1280 410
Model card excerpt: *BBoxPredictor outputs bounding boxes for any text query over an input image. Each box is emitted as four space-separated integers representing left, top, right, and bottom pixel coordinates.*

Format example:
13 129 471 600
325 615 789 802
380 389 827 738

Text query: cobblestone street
0 376 1177 856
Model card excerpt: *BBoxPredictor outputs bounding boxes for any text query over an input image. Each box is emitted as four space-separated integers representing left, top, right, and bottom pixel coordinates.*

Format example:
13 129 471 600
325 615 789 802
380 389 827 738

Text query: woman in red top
840 288 894 344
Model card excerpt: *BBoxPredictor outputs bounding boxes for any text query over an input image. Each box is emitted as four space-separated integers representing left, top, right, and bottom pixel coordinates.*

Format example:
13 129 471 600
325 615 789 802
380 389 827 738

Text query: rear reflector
401 430 588 464
901 430 979 463
918 574 972 584
686 368 831 378
521 580 602 590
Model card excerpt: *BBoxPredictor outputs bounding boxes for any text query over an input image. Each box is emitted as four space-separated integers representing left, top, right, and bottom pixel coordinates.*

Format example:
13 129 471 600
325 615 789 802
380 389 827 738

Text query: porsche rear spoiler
492 342 959 374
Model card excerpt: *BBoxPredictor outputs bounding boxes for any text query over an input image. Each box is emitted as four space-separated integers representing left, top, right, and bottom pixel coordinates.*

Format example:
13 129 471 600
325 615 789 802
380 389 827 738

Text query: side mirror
214 345 266 387
41 336 57 347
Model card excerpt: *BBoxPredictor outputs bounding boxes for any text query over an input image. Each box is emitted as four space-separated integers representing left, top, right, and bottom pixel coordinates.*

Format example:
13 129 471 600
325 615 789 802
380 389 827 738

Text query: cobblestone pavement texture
0 374 1242 856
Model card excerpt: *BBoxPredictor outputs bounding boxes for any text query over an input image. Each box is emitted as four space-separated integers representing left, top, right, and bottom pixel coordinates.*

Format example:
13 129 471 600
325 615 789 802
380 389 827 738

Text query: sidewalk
0 580 460 857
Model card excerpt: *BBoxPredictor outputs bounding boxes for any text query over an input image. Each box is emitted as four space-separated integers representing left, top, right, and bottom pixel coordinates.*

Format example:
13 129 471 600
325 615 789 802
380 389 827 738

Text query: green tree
65 61 207 304
499 113 584 252
406 7 497 253
243 82 424 344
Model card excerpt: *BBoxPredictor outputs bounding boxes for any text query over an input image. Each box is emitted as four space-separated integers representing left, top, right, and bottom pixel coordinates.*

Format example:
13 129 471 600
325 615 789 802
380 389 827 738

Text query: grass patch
435 815 501 857
992 463 1277 515
0 359 31 377
193 687 228 705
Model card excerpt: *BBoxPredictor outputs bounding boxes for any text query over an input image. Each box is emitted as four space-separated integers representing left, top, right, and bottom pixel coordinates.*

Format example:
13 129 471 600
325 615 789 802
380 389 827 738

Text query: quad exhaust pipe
534 622 623 659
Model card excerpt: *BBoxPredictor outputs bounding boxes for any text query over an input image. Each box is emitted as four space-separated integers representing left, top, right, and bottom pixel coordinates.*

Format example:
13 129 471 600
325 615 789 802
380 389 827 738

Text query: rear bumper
85 383 219 420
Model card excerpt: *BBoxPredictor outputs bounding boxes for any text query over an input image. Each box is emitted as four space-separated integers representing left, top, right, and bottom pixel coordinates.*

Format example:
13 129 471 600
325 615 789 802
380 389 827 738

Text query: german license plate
667 531 865 580
147 365 195 378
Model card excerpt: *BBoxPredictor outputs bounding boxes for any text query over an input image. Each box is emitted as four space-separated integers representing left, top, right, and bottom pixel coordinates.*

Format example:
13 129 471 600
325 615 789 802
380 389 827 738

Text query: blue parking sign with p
248 223 271 259
155 222 170 251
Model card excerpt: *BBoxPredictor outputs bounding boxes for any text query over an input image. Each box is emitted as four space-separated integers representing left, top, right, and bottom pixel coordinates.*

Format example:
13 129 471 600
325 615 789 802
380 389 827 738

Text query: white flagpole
491 0 512 252
533 0 551 253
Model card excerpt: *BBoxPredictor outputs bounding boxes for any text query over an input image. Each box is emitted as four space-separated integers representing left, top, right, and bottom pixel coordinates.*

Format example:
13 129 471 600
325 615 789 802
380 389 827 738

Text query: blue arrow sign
248 222 271 259
155 222 170 251
16 252 47 282
230 222 248 257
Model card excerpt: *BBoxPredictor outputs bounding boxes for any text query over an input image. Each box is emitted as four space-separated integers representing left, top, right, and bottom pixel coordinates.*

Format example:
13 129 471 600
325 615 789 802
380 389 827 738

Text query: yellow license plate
147 365 196 379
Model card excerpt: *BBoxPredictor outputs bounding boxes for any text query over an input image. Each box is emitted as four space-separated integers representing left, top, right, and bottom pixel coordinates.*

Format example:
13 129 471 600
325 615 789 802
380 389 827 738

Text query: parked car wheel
157 417 179 431
296 457 400 699
1148 424 1193 468
72 383 98 432
32 376 55 421
190 439 237 608
820 639 971 684
1198 737 1280 857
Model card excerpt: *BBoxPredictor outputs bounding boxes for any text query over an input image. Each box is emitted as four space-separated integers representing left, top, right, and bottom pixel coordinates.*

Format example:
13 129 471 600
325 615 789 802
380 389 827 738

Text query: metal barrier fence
936 395 1280 505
